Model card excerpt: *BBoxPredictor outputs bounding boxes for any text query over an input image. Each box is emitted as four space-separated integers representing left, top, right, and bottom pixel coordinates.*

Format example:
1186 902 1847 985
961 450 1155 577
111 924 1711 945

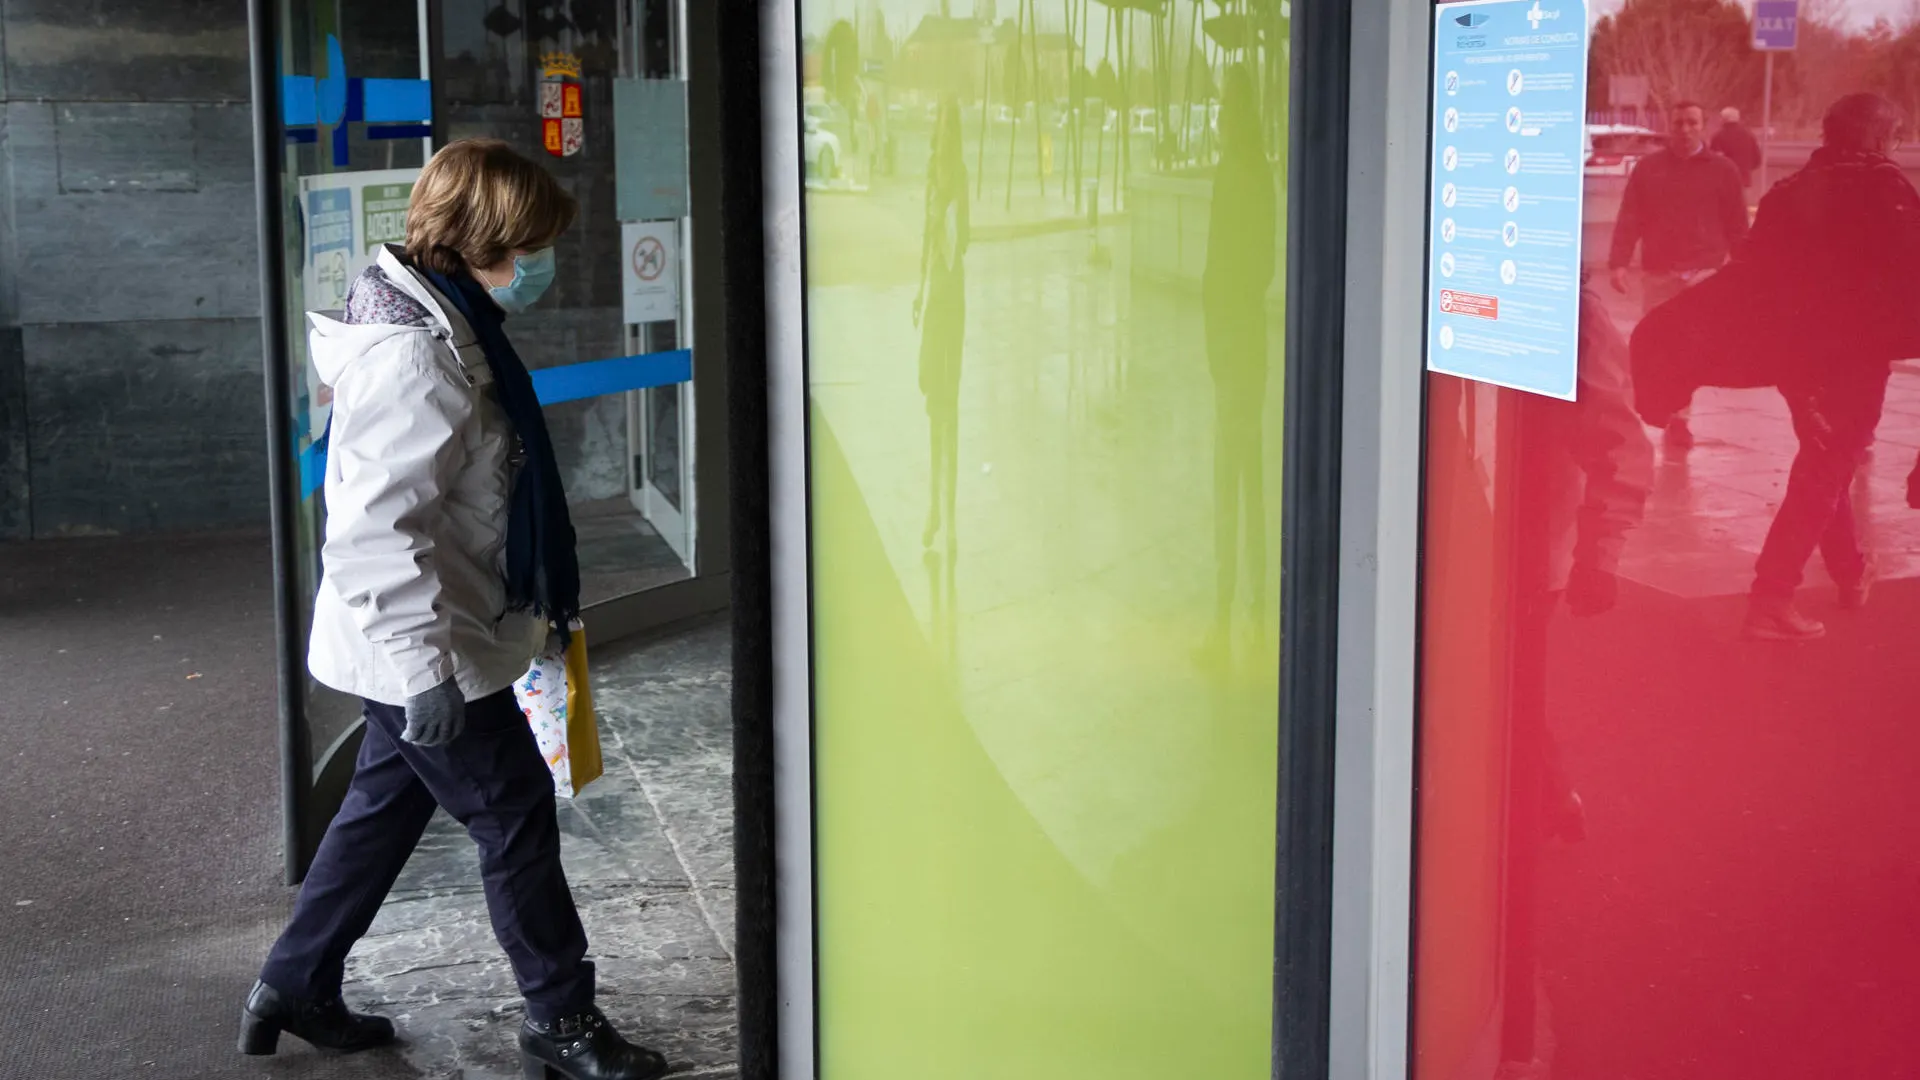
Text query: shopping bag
512 621 604 798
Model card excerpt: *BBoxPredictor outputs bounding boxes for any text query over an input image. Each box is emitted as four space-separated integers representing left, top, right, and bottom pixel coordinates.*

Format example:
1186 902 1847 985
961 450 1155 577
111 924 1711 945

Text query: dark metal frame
709 0 777 1069
247 0 312 887
1275 0 1357 1067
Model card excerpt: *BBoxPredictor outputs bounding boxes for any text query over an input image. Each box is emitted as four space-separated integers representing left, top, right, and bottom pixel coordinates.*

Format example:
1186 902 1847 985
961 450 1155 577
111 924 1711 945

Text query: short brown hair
404 139 578 276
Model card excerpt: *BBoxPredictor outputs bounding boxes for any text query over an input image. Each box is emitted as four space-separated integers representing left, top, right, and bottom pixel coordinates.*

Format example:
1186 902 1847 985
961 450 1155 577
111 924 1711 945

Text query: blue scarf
424 266 581 639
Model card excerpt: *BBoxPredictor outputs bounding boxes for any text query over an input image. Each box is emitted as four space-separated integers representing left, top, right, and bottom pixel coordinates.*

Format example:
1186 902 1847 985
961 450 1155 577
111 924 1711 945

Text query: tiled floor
575 496 692 607
343 617 736 1079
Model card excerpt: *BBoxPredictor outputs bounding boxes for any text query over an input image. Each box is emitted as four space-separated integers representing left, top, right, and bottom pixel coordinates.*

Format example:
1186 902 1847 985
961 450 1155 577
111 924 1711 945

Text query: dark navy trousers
259 688 595 1023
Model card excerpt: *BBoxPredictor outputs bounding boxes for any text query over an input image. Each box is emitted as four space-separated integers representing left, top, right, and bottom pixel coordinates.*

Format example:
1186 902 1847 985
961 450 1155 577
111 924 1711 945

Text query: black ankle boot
237 980 395 1055
518 1007 668 1080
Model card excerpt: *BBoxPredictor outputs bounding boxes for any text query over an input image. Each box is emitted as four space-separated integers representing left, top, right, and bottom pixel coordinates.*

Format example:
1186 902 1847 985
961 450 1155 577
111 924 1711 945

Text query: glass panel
646 383 682 511
272 0 699 820
434 0 692 602
274 0 432 767
1415 2 1920 1076
798 2 1290 1075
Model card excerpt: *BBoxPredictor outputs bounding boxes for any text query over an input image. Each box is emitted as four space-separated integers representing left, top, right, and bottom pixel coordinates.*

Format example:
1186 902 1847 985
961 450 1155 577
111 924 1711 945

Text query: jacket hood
308 245 475 386
307 312 429 385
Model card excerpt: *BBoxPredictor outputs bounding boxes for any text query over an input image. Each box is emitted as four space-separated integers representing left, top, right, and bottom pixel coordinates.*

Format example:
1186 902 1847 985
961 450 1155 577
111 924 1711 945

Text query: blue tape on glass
298 434 329 502
526 349 692 406
361 79 432 123
297 349 693 501
282 76 321 127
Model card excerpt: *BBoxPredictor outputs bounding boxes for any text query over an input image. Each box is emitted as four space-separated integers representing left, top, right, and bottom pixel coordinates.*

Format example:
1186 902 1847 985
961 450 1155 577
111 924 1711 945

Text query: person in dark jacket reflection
1608 101 1750 451
1739 93 1920 641
916 96 969 555
1198 66 1276 663
1712 106 1764 190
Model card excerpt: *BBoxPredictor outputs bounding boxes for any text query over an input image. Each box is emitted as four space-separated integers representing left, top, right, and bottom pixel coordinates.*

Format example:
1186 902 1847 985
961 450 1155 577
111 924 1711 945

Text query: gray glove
402 678 466 747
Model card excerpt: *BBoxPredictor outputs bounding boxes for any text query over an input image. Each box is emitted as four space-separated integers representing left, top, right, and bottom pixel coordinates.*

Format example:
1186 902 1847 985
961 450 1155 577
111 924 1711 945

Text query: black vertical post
710 0 775 1074
427 0 448 150
247 0 313 887
1274 0 1352 1069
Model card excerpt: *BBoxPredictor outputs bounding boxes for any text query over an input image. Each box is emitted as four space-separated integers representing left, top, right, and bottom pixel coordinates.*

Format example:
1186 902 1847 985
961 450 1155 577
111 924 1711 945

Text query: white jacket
306 246 546 707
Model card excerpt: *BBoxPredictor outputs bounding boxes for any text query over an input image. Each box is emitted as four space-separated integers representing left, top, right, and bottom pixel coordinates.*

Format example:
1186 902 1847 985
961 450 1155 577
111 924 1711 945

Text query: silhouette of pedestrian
1740 93 1920 640
1198 66 1275 662
1608 100 1750 451
1500 273 1655 1074
915 96 970 554
1712 106 1763 190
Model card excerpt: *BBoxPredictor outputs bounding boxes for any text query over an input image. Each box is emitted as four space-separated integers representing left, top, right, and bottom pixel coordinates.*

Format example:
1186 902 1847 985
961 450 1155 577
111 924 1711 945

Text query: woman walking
239 139 667 1080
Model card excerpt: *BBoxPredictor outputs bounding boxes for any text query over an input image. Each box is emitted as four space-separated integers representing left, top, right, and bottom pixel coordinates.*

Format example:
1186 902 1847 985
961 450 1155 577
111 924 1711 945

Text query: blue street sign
1754 0 1798 51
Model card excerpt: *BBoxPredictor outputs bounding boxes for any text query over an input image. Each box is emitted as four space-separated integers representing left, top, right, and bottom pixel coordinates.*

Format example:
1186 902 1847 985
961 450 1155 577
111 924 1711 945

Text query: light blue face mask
486 247 557 313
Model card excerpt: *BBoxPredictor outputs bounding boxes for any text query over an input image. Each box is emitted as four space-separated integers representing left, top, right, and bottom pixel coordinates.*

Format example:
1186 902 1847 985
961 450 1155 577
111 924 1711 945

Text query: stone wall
0 0 264 540
0 0 640 539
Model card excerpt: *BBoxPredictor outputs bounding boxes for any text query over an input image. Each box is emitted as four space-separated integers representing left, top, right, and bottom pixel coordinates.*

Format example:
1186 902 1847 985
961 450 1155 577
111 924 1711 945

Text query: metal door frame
628 0 700 569
1327 0 1431 1074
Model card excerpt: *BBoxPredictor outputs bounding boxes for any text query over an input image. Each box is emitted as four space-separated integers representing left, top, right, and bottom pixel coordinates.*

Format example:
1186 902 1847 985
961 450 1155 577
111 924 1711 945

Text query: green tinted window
799 4 1292 1076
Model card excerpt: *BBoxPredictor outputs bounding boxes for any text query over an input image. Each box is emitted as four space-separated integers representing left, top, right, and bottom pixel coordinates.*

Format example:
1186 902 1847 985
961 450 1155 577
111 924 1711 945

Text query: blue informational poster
1426 0 1590 400
305 187 355 312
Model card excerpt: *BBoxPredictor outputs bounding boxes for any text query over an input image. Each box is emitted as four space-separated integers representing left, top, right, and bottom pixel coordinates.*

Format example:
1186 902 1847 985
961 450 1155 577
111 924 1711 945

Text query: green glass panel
800 4 1291 1076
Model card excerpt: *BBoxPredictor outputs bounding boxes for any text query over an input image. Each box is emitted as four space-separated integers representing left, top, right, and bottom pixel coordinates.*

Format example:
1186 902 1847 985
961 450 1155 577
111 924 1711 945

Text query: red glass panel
1415 4 1920 1077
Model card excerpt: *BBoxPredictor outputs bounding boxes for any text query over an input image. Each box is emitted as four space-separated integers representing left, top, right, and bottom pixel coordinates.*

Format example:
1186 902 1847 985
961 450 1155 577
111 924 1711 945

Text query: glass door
632 372 696 567
620 0 696 570
267 0 436 877
259 0 704 875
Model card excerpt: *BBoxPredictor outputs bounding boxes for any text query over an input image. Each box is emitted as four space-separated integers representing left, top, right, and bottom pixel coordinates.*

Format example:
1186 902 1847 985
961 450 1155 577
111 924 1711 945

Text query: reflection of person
1513 280 1656 808
1525 281 1658 620
1712 106 1763 190
915 97 970 551
1502 276 1654 1072
1739 94 1920 640
1199 66 1275 658
1607 101 1750 449
245 140 667 1080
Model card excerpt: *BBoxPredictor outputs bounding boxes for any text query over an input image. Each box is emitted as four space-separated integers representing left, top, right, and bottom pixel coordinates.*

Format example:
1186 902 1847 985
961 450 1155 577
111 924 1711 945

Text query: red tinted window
1416 3 1920 1077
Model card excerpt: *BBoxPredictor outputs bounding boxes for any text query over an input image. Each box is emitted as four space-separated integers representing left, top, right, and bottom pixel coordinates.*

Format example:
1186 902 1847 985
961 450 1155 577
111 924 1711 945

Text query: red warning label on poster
1437 290 1499 320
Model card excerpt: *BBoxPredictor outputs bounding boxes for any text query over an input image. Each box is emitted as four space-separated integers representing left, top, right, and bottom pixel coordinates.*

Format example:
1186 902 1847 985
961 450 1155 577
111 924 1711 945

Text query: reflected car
1585 124 1664 177
804 113 841 180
